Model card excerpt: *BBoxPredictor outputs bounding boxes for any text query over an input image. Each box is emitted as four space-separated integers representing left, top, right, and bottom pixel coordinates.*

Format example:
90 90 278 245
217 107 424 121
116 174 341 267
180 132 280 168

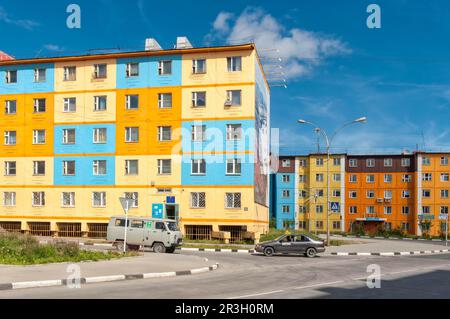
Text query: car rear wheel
305 247 317 258
263 247 275 257
115 241 125 252
153 243 166 254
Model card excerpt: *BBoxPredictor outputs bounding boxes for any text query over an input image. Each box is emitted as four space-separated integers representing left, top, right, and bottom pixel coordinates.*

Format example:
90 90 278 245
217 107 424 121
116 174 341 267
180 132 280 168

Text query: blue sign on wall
152 204 164 219
330 202 340 212
166 196 175 204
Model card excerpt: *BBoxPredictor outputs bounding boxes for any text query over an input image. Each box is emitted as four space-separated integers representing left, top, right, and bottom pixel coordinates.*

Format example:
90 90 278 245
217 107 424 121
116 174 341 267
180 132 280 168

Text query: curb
0 263 220 291
329 249 450 256
331 235 445 242
180 247 255 254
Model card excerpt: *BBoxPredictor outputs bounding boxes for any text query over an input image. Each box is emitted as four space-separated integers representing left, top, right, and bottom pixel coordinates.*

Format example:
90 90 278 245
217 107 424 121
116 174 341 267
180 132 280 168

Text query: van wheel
153 243 166 253
263 247 275 257
305 247 317 258
115 241 125 252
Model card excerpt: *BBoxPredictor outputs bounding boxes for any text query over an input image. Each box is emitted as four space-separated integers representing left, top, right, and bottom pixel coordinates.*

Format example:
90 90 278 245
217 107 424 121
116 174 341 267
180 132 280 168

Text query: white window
93 128 107 144
4 161 16 176
384 190 392 199
422 206 431 214
63 97 76 112
5 70 17 83
158 126 172 141
402 174 412 183
316 158 324 166
124 192 139 208
316 205 324 213
93 160 107 176
333 173 341 182
349 191 357 198
33 161 45 175
299 175 306 183
366 159 375 167
125 127 139 142
5 100 17 114
191 159 206 175
126 62 139 77
61 192 75 207
125 94 139 110
441 157 449 166
191 91 206 107
32 192 45 206
192 125 206 141
225 193 241 209
366 206 375 214
349 206 358 214
92 192 106 207
384 174 392 183
402 190 411 198
227 56 242 72
282 205 290 213
158 93 172 109
366 174 375 183
299 206 307 214
299 190 307 198
4 131 16 145
402 206 410 215
62 129 75 144
32 130 45 144
422 156 431 165
349 174 357 183
349 159 358 167
441 206 449 215
281 159 291 168
333 158 341 166
157 159 171 175
192 59 206 74
63 66 76 81
401 158 411 167
441 173 450 182
422 173 432 181
226 124 242 141
93 64 107 79
316 189 324 197
190 192 206 208
299 159 307 167
125 160 138 175
226 158 242 175
384 158 393 167
33 98 46 113
62 160 75 176
3 192 16 206
441 190 449 199
282 175 290 183
158 60 172 75
366 190 375 198
384 206 392 215
226 90 242 106
333 190 341 197
316 173 324 182
94 96 107 111
34 68 46 82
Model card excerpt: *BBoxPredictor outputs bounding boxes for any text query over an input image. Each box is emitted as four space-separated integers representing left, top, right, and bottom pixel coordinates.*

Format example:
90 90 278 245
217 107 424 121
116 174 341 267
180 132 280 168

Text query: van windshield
166 222 179 231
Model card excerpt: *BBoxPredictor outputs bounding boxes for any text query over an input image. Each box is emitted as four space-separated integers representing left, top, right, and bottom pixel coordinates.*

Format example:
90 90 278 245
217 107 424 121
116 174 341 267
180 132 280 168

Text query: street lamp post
297 117 367 246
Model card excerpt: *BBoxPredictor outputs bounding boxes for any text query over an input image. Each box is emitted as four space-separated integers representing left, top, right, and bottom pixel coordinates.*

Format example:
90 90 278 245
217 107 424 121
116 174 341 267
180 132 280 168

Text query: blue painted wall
272 173 296 229
54 124 116 155
54 156 115 186
0 63 54 94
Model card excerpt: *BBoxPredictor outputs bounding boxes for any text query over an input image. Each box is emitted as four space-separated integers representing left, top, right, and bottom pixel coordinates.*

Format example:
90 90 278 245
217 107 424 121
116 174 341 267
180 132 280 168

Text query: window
349 206 357 214
333 190 341 197
333 158 341 166
32 192 45 206
299 159 307 167
422 190 431 198
281 159 291 168
316 205 324 213
62 160 76 176
192 59 206 74
366 159 375 167
384 158 393 167
63 66 76 81
442 173 450 182
333 173 341 182
422 156 431 165
158 60 172 75
5 100 17 114
349 159 358 167
298 221 307 229
299 190 307 198
366 190 375 198
441 206 449 215
93 128 107 144
226 90 242 106
299 175 306 183
125 160 138 175
402 174 412 183
157 126 172 141
4 161 16 176
157 159 171 175
34 68 46 82
349 174 357 183
226 158 241 175
422 206 431 214
402 190 411 198
226 124 242 141
157 188 172 194
316 173 324 182
441 157 449 166
125 94 139 110
384 222 392 231
349 191 357 198
316 221 324 230
422 173 432 181
299 206 307 214
225 193 241 209
190 192 206 208
441 189 449 199
384 174 392 183
401 158 411 167
282 190 290 198
333 221 341 230
124 192 138 208
402 206 410 215
316 189 324 197
125 127 139 142
384 190 392 199
93 160 107 176
384 206 392 215
126 62 139 77
94 96 107 111
3 192 16 206
33 98 46 113
33 161 45 175
282 175 291 183
93 64 107 79
32 130 46 144
63 97 76 112
92 192 106 207
366 174 375 183
316 158 324 166
61 192 75 207
366 206 375 214
4 131 16 145
5 70 17 83
401 222 410 232
282 205 290 213
192 125 206 141
158 93 172 109
191 159 206 175
62 129 76 144
227 56 242 72
191 91 206 107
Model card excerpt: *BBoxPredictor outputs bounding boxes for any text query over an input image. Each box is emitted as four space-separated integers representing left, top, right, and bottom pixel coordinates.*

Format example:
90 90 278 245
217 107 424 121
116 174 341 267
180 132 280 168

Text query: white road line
293 280 345 290
228 289 285 299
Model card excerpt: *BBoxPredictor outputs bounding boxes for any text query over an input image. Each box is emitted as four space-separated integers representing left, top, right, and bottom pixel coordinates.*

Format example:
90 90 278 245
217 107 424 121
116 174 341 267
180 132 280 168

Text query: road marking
228 289 285 299
293 280 345 290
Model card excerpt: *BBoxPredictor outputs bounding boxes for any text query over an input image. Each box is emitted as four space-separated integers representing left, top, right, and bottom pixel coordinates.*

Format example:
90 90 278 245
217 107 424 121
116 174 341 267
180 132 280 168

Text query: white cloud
0 6 39 30
43 44 64 52
206 7 350 79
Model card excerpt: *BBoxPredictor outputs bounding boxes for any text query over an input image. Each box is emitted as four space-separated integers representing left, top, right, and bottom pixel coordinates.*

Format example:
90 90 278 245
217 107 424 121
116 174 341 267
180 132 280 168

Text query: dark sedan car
255 234 325 257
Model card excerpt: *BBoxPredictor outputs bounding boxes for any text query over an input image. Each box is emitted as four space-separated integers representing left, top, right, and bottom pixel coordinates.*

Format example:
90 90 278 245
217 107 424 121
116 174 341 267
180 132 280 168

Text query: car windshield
166 222 179 231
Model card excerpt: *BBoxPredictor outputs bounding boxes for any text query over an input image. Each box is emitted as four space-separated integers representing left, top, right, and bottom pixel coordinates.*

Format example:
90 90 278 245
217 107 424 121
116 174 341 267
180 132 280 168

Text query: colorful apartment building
0 41 270 242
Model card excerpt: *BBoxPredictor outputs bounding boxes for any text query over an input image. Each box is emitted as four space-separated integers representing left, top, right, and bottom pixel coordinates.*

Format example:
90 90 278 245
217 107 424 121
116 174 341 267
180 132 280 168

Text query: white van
106 216 183 253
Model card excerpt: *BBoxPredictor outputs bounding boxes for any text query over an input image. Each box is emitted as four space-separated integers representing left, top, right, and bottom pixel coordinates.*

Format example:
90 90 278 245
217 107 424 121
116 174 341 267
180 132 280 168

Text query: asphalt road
2 251 450 299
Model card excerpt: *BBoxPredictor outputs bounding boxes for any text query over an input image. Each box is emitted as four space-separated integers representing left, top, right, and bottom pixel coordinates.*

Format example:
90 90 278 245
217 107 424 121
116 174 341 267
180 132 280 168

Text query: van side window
131 220 144 228
155 222 166 230
114 219 129 227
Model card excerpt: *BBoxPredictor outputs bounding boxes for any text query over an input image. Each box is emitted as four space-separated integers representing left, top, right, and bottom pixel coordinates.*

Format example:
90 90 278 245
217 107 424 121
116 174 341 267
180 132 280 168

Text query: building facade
0 43 270 241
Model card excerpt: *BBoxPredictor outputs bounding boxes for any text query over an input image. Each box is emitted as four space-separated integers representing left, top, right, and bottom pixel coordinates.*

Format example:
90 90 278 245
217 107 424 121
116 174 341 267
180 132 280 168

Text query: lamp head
354 117 367 123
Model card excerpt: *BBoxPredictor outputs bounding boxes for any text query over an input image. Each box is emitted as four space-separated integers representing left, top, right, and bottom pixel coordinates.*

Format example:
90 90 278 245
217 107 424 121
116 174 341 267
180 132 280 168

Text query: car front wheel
305 247 317 258
263 247 275 257
153 243 166 253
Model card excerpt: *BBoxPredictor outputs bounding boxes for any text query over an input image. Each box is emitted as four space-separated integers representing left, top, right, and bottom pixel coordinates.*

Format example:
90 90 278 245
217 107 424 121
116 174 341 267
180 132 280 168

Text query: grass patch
0 232 135 265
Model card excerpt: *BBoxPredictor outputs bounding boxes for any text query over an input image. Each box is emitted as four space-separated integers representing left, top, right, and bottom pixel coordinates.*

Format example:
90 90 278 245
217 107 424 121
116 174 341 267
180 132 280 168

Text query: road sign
166 196 175 204
119 197 135 212
330 202 340 212
152 203 164 219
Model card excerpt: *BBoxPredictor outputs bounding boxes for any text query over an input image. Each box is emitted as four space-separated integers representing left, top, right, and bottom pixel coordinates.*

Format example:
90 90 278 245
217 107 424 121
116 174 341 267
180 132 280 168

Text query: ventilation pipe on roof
145 38 162 51
176 37 193 49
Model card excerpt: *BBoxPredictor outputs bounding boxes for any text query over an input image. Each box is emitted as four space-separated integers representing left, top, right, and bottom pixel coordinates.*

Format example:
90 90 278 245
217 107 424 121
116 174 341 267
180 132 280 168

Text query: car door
293 235 311 253
153 221 170 246
126 219 145 245
278 235 294 253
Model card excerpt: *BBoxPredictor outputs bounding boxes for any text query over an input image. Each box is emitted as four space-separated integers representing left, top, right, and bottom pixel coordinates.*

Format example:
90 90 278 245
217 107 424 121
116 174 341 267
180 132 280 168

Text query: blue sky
1 0 450 155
